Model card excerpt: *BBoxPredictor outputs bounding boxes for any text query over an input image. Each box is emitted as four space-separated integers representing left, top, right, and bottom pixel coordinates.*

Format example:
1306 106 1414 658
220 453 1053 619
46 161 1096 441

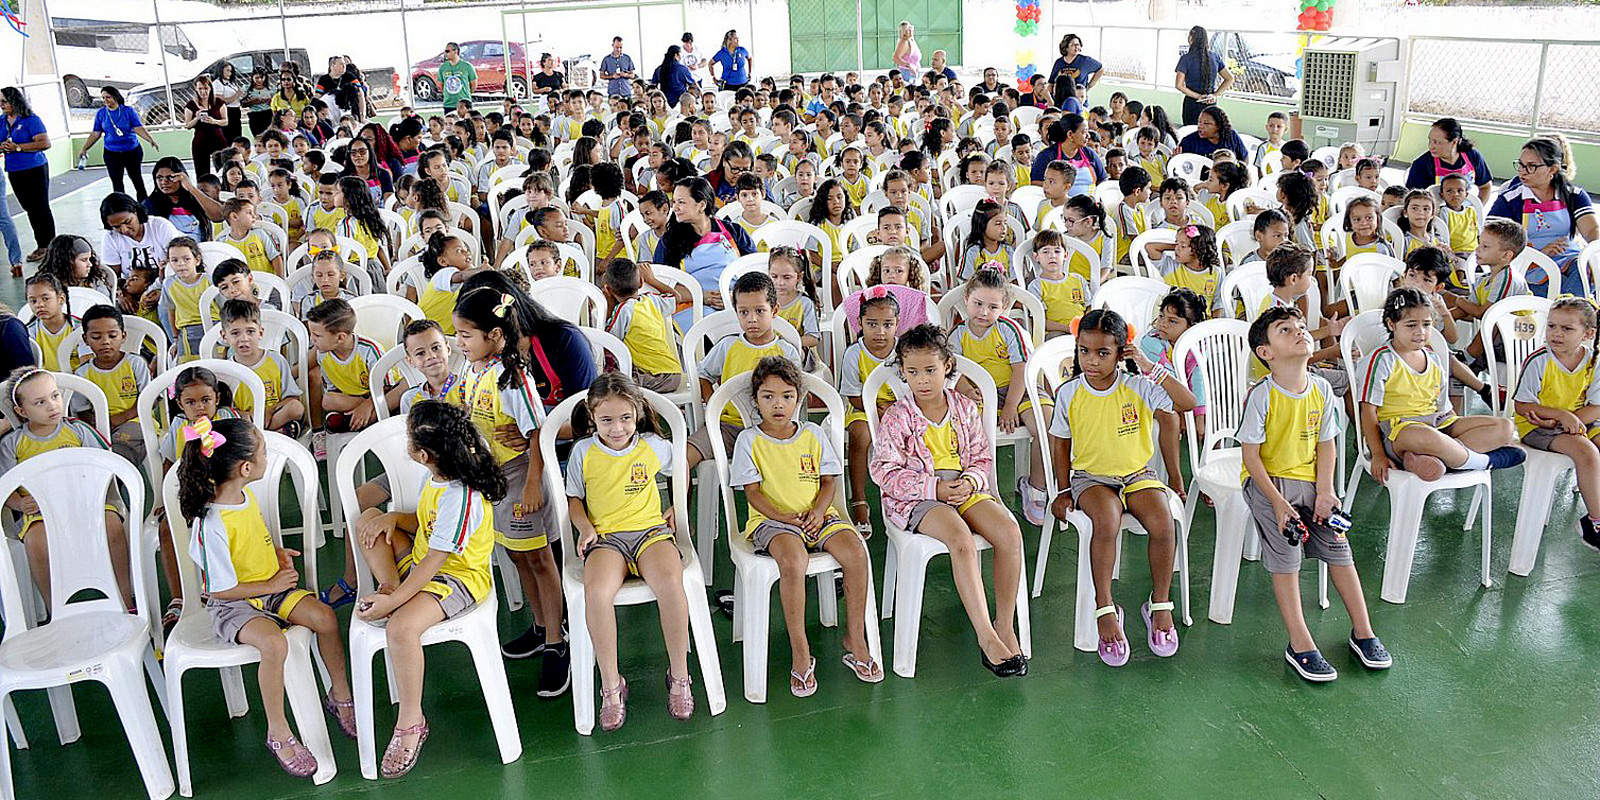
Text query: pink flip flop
1095 605 1130 667
1142 598 1180 657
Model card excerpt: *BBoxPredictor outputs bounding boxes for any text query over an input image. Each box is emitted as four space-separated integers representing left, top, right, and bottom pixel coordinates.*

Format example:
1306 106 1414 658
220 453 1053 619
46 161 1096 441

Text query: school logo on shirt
629 462 649 491
1120 402 1138 428
120 374 138 395
474 387 494 412
1304 409 1321 442
799 452 818 477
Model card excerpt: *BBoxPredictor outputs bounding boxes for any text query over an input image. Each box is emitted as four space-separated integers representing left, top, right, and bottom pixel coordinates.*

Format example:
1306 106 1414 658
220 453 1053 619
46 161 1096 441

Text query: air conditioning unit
1298 36 1405 155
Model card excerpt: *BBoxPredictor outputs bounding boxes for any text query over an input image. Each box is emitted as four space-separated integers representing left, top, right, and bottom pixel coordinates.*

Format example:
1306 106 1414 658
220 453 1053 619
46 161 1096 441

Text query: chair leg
1380 481 1426 605
1318 561 1329 610
729 570 745 643
495 547 524 612
1464 483 1483 530
220 666 248 718
46 686 79 746
1480 482 1494 589
1014 548 1032 659
464 622 523 764
1510 459 1569 576
1031 513 1055 598
352 646 379 779
683 570 727 716
103 655 177 800
739 572 776 704
1072 515 1097 653
863 568 885 667
817 571 839 628
2 696 25 751
1175 515 1192 627
166 666 192 798
1207 493 1249 625
694 463 717 586
880 538 898 620
282 630 337 786
566 588 596 735
889 551 931 678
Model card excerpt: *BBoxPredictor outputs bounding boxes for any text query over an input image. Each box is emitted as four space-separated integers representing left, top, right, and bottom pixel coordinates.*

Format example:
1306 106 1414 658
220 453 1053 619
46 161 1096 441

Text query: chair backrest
1510 247 1563 301
936 284 1047 347
1093 181 1124 211
1172 319 1253 467
333 417 433 595
1226 187 1278 221
198 273 292 329
752 221 836 315
715 199 789 225
678 310 804 383
387 256 426 297
1128 228 1177 281
57 313 171 376
529 276 606 327
14 286 113 326
1339 254 1404 314
50 372 112 443
199 241 239 271
397 226 480 263
284 261 373 301
647 265 706 329
1483 296 1553 416
939 184 989 223
197 309 311 388
1093 276 1170 332
1218 219 1258 267
538 389 690 556
1021 334 1076 459
838 215 877 251
349 295 426 351
1167 153 1212 183
717 252 776 302
577 325 633 376
861 355 1002 488
0 449 148 632
1578 239 1600 298
836 245 892 295
135 359 268 494
1216 263 1271 321
285 235 367 274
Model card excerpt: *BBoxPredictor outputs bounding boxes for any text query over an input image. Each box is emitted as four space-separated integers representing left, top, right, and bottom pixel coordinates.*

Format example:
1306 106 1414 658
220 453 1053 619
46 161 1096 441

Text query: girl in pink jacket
868 324 1027 678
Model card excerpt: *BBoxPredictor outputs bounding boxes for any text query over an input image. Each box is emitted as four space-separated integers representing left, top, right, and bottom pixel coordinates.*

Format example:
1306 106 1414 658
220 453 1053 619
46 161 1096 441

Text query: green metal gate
789 0 963 74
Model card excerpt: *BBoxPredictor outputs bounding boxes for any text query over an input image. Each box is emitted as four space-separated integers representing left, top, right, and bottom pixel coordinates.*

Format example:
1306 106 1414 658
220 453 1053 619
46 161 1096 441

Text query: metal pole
400 5 413 107
278 0 290 66
1529 41 1549 137
747 0 754 57
149 0 176 128
856 0 863 73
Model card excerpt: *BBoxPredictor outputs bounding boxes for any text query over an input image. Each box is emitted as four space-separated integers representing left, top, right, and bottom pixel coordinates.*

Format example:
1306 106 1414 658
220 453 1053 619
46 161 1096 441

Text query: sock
1459 451 1490 470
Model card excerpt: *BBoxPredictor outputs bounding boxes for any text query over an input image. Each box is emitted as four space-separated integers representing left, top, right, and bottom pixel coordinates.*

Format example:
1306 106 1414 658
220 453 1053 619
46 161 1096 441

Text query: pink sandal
1141 598 1180 657
265 733 318 778
1095 605 1130 667
323 694 356 739
380 719 430 778
842 652 885 683
665 670 694 720
599 678 629 732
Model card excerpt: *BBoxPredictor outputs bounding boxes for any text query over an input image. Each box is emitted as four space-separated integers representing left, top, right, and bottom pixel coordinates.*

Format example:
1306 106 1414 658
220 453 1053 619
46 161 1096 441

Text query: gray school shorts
1314 365 1350 398
1523 424 1600 451
749 516 853 555
584 524 676 577
687 421 742 461
1068 468 1166 507
205 588 315 644
904 469 999 532
495 452 557 552
1376 411 1459 462
1242 476 1354 574
633 369 683 393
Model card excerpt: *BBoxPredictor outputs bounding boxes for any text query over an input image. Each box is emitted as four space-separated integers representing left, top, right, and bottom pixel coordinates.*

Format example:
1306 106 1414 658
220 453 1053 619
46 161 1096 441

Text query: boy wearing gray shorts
1241 306 1392 683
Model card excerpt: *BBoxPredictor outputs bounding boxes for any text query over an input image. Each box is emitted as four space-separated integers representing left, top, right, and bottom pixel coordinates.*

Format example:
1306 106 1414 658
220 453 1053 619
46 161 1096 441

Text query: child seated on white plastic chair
1359 287 1524 483
1513 297 1600 549
156 366 243 632
601 258 689 392
295 250 357 318
731 357 880 696
178 416 355 776
0 369 132 611
1242 307 1391 682
868 324 1027 678
686 272 802 471
74 303 150 467
564 373 693 731
221 299 306 439
1046 309 1195 668
353 401 500 777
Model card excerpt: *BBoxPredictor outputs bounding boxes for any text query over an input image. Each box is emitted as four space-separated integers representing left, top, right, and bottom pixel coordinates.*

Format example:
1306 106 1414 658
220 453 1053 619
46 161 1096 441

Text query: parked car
128 49 399 124
409 40 596 104
53 16 203 107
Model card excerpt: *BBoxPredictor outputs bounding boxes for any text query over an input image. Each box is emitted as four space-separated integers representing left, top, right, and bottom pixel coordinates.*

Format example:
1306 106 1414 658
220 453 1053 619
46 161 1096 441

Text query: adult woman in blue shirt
652 46 697 107
1404 117 1494 204
1030 114 1105 195
1173 26 1234 126
1048 34 1102 107
710 30 753 90
0 87 54 269
1488 135 1599 296
76 87 160 202
1176 106 1248 159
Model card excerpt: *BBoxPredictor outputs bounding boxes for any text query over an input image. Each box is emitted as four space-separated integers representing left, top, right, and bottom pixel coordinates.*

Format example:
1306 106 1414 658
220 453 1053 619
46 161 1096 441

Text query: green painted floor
6 452 1600 800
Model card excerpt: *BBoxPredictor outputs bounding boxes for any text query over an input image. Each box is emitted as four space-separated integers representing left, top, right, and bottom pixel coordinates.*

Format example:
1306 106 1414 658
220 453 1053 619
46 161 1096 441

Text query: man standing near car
532 54 564 112
600 38 635 99
440 42 477 110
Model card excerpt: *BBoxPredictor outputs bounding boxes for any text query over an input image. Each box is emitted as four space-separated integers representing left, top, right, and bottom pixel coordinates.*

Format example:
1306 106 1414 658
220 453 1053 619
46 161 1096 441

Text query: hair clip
493 293 515 318
181 415 227 458
1183 225 1199 238
308 245 328 256
866 285 891 300
980 260 1005 274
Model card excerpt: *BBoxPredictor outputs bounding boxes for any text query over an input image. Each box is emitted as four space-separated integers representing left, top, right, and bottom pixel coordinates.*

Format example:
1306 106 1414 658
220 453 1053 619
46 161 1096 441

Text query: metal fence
1407 35 1600 139
1056 23 1308 106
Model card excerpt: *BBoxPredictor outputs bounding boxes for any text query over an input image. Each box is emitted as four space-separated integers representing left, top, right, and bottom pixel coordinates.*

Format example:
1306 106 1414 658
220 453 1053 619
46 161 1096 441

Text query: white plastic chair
538 390 727 733
1218 219 1257 268
1510 247 1564 301
529 276 606 327
1093 276 1170 332
1340 311 1493 604
1480 296 1553 417
576 326 632 376
862 356 1033 678
160 433 334 795
1337 254 1404 314
333 419 522 779
716 253 775 302
1128 228 1177 281
1226 188 1278 221
702 373 883 703
1021 336 1193 649
196 272 292 330
57 314 171 377
0 449 173 800
715 199 789 225
752 222 836 318
284 261 374 302
348 295 425 352
1166 153 1212 183
285 236 368 275
938 185 989 224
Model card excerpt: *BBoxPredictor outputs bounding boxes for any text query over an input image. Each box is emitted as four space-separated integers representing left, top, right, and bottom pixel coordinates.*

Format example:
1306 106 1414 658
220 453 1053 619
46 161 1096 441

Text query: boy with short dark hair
216 197 284 276
305 298 382 446
1241 306 1391 682
601 257 690 391
222 298 304 436
74 304 150 465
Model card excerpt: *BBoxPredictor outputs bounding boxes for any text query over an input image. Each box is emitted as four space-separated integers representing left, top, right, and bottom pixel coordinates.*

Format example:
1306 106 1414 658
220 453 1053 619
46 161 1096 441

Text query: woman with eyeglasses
143 156 225 242
1487 134 1599 296
1404 117 1494 205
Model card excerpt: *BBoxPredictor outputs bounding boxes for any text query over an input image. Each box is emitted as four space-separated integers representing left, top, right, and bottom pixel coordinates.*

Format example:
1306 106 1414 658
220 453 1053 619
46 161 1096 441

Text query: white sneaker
312 431 328 461
1018 478 1046 527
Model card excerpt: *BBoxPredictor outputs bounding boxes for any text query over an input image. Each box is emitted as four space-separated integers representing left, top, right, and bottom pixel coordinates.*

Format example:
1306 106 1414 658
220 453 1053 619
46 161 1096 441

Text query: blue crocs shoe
1486 446 1526 470
1349 633 1393 669
1285 645 1338 682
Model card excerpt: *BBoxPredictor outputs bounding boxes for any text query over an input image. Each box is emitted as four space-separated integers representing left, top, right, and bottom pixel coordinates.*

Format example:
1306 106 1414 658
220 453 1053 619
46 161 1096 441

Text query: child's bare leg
386 595 445 739
106 512 133 607
582 550 628 689
158 515 182 606
236 618 293 739
1021 412 1046 488
635 542 690 681
23 522 50 608
846 421 872 525
287 600 352 699
914 503 1011 662
1328 563 1374 639
964 499 1023 654
506 548 545 630
528 546 565 645
766 534 814 674
355 518 408 588
1552 434 1600 515
1126 487 1175 630
1270 572 1315 652
1078 485 1126 642
1393 424 1472 467
1446 416 1517 452
821 532 872 660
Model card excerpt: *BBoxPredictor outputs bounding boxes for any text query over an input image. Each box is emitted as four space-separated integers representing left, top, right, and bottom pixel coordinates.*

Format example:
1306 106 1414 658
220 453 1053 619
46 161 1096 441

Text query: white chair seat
0 612 147 673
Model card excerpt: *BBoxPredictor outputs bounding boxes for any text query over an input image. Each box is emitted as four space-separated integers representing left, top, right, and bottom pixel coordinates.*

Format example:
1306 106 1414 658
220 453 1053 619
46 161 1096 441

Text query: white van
52 17 202 107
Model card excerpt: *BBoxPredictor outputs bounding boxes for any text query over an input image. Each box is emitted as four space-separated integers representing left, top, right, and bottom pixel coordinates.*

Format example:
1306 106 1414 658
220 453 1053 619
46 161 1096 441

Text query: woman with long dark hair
144 155 224 241
339 137 394 204
1405 117 1494 204
1 87 54 269
1030 114 1105 194
77 86 159 201
651 45 697 107
1173 26 1234 126
459 270 596 410
655 176 755 320
183 75 228 178
213 61 246 141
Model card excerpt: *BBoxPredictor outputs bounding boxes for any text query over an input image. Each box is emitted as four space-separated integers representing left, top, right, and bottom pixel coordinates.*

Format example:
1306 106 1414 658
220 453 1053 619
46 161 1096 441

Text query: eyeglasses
155 173 181 181
1514 160 1550 173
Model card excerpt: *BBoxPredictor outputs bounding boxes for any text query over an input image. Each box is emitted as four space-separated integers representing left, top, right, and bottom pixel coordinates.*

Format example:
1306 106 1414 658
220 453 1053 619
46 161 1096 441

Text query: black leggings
6 165 54 250
247 109 273 137
104 147 147 200
1182 96 1208 126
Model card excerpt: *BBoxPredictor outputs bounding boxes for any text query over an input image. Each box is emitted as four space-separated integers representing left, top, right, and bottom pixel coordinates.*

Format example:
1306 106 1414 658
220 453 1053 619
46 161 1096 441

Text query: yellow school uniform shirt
1034 201 1064 232
75 353 151 416
1202 194 1231 228
218 229 280 274
1236 374 1342 482
306 203 345 235
277 195 306 240
1444 204 1480 254
397 477 494 605
231 350 299 416
1358 345 1452 429
920 411 993 513
1136 152 1168 181
595 199 626 261
728 421 848 537
817 220 846 266
1161 261 1221 309
1311 195 1331 228
734 214 770 239
162 273 208 330
607 294 682 376
1115 202 1149 263
190 489 310 617
697 333 803 425
565 433 674 534
1028 274 1090 330
1067 232 1110 284
1513 348 1600 438
465 360 542 465
839 341 894 424
337 218 383 267
318 337 383 397
949 318 1043 413
1012 162 1032 188
840 174 869 208
25 317 77 372
418 267 461 335
0 418 112 530
1340 232 1391 260
1048 371 1174 477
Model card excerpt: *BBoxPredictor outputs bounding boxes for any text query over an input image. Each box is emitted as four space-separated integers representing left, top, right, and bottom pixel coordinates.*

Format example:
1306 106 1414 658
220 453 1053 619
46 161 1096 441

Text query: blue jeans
0 169 22 267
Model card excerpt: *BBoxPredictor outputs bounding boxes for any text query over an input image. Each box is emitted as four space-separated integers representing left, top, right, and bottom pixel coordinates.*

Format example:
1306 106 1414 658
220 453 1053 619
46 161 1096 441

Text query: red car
410 40 538 103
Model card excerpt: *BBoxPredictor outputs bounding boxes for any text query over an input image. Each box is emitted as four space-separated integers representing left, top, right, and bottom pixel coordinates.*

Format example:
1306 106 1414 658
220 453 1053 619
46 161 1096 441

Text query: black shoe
1348 632 1392 670
713 589 735 616
981 651 1025 677
537 642 571 698
501 624 546 659
1581 517 1600 553
1473 382 1496 410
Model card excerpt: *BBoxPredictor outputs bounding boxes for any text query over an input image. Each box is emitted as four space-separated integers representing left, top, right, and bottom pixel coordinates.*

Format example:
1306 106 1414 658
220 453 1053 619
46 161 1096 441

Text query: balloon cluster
1015 0 1040 90
1297 0 1334 31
